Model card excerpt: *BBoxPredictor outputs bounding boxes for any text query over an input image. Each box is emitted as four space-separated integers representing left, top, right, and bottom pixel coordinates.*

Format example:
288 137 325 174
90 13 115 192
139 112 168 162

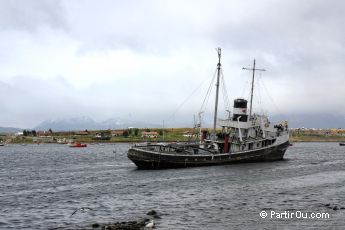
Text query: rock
101 220 147 230
92 223 100 228
147 210 157 216
83 210 161 230
153 214 161 219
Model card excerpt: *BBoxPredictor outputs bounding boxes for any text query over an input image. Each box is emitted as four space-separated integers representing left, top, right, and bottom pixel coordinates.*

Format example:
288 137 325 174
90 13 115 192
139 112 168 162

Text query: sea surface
0 142 345 229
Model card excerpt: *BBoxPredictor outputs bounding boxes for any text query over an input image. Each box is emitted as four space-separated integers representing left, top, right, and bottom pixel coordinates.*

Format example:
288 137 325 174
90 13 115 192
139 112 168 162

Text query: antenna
198 111 204 143
162 120 165 141
242 59 266 119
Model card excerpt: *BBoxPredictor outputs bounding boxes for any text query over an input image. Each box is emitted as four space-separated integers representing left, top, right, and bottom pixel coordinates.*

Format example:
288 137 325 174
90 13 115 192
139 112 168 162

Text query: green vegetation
4 128 206 144
3 128 345 144
289 129 345 142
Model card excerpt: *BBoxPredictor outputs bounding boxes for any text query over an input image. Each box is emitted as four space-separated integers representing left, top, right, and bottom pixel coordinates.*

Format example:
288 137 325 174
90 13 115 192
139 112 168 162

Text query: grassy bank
4 129 345 144
290 135 345 142
4 128 204 144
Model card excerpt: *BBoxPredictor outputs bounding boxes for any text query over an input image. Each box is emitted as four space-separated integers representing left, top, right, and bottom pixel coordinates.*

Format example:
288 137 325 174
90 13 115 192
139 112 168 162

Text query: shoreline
3 130 345 144
290 137 345 143
4 138 345 144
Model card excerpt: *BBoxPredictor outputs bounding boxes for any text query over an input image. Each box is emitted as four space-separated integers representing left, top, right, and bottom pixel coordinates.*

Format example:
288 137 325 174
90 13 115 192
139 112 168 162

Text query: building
182 131 196 138
75 131 89 136
37 131 52 137
112 130 125 136
141 131 159 138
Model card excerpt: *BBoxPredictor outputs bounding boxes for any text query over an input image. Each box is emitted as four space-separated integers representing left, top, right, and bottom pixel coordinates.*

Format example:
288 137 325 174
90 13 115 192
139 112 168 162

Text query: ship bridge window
233 114 248 122
249 143 253 150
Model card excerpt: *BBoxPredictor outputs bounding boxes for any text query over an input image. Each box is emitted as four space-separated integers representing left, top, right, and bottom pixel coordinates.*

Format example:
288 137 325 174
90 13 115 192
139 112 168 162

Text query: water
0 142 345 229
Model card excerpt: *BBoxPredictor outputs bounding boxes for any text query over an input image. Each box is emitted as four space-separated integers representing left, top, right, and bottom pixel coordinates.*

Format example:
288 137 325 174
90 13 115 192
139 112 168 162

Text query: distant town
289 128 345 142
1 127 345 144
0 128 200 144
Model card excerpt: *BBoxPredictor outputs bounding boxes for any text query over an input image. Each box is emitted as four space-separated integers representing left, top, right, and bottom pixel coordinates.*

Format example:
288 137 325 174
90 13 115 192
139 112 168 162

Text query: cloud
0 0 67 32
0 0 345 128
0 77 80 127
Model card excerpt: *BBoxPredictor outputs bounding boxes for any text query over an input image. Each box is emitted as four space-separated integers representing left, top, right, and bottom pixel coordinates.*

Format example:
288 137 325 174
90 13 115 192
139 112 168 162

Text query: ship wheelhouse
213 97 288 154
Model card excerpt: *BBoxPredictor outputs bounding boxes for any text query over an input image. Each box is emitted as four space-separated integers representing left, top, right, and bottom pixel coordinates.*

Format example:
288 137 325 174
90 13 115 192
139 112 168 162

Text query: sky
0 0 344 128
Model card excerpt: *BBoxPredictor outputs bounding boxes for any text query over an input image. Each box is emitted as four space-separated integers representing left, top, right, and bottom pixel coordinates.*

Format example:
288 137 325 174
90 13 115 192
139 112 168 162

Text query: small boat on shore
339 143 345 146
69 142 87 148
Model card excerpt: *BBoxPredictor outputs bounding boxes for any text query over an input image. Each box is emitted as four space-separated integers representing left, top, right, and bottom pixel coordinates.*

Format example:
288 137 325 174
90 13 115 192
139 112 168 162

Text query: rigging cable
260 76 282 115
241 67 251 98
220 69 231 116
256 73 264 115
165 73 213 123
260 76 298 126
199 68 217 114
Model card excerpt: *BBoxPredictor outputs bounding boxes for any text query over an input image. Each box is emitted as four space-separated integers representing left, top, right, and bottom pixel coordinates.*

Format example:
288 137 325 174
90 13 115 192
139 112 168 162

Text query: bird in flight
70 207 93 217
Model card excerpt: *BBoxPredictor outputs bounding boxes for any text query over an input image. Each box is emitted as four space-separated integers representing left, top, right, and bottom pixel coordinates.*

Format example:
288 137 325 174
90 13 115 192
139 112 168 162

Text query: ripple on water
0 142 345 229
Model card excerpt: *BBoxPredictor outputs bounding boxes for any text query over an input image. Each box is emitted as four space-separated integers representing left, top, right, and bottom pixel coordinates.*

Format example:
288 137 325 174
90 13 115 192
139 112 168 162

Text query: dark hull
127 141 290 169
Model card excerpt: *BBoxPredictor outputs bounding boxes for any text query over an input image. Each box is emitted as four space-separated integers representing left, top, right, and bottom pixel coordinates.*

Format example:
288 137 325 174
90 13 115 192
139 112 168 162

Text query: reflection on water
0 142 345 229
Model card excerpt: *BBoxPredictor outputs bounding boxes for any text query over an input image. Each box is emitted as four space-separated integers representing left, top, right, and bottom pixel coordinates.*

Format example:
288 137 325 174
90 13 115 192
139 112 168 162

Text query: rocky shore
83 210 160 230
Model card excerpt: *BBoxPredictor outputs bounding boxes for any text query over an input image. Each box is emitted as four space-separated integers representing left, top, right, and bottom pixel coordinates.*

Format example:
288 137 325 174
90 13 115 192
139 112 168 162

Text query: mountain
0 126 23 134
35 117 99 131
34 116 161 131
33 113 345 131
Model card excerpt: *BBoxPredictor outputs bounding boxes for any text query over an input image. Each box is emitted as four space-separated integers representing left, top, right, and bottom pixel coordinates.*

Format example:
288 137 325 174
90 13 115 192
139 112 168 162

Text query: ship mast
212 48 222 140
242 59 265 119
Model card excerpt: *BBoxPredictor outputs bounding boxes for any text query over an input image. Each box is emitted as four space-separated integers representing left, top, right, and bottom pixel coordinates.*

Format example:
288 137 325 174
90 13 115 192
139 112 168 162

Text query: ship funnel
232 98 248 122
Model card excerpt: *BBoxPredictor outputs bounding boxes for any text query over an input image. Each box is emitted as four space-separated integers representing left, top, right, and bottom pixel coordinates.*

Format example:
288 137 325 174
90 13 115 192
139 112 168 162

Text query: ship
127 48 289 169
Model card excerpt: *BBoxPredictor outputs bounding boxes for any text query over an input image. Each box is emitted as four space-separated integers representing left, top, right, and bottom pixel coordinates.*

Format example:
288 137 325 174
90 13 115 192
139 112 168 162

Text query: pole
242 59 266 120
249 59 256 118
163 120 165 141
198 111 203 143
213 48 221 140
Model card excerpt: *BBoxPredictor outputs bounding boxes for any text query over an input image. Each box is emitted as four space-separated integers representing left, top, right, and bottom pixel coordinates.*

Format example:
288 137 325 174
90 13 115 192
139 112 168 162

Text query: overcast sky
0 0 344 128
